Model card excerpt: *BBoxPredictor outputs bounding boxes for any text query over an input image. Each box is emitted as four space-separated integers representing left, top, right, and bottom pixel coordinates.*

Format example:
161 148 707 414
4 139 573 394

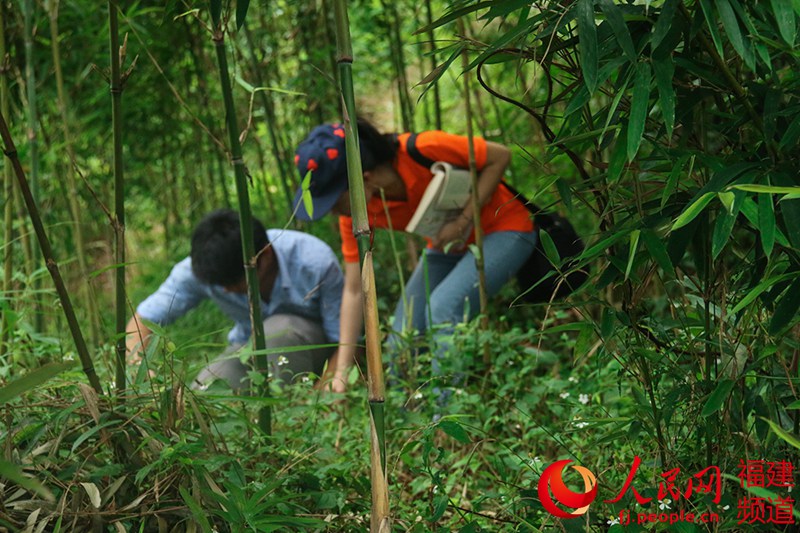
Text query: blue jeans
391 230 538 345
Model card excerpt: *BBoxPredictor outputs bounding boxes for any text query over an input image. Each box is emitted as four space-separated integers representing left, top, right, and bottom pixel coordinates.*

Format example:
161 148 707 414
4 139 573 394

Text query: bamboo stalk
0 0 13 359
0 111 103 394
210 6 271 435
458 19 490 364
424 0 442 130
333 1 390 530
109 1 127 394
49 0 101 347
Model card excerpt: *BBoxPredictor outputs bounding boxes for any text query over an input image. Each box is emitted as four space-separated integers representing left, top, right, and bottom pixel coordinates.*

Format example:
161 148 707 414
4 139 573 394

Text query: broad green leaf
652 55 675 137
769 277 800 335
624 230 640 281
758 193 776 256
0 361 75 404
210 0 222 27
564 85 591 117
672 192 714 230
577 0 598 94
651 0 678 50
438 420 471 443
600 75 630 145
555 178 573 210
699 0 724 58
701 379 735 417
0 460 54 501
780 113 800 149
772 0 797 44
414 1 494 34
627 62 651 161
539 229 561 264
717 0 754 70
236 0 250 29
730 273 796 315
764 417 800 450
599 0 636 61
642 230 676 277
794 0 800 16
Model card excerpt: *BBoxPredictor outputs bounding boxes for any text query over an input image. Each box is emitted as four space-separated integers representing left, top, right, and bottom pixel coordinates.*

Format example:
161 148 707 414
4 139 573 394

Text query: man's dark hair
357 118 398 171
190 209 268 286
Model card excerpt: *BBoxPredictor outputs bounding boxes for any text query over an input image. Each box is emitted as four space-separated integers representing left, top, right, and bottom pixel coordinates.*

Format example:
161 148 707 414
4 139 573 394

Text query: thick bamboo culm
333 1 390 531
0 111 103 394
109 1 127 394
210 6 271 435
459 19 490 364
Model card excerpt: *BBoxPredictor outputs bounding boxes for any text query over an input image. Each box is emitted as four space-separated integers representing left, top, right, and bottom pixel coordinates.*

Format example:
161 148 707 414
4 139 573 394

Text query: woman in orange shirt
293 120 536 394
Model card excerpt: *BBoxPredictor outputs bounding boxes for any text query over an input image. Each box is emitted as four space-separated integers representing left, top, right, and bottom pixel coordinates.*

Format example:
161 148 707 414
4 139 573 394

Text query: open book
405 161 472 239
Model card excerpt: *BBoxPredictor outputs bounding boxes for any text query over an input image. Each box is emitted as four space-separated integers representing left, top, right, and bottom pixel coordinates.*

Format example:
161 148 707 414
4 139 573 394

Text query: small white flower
568 376 578 383
455 389 464 396
277 355 288 366
575 421 589 429
413 391 423 400
559 391 570 399
607 517 620 526
432 486 438 494
722 505 730 511
579 393 590 405
789 486 793 493
659 499 671 510
300 375 310 383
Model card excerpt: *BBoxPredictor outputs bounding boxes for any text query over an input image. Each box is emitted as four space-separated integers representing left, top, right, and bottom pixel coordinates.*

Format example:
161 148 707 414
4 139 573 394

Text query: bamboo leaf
699 0 725 58
701 379 735 417
438 420 471 443
769 277 800 335
730 273 796 315
717 0 754 70
718 192 736 214
624 230 640 281
651 0 678 50
671 192 715 230
413 1 494 34
642 230 675 277
180 487 214 532
711 192 743 259
71 420 122 453
607 130 627 183
81 482 102 509
301 171 313 220
794 0 800 16
539 229 561 264
729 184 800 195
0 362 74 404
763 418 800 450
0 460 54 501
772 0 796 45
652 55 675 137
599 0 636 61
210 0 222 27
236 0 250 30
577 0 598 94
627 62 651 161
759 193 776 257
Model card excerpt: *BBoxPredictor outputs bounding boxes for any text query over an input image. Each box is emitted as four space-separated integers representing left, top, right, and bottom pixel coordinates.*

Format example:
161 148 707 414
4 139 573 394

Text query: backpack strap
405 133 437 169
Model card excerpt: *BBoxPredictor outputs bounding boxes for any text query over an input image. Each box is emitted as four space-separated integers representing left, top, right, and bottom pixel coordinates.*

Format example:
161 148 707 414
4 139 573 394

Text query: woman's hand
433 215 472 251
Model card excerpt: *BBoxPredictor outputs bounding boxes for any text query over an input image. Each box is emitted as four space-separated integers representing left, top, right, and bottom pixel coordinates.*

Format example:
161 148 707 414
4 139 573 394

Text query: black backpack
404 133 587 303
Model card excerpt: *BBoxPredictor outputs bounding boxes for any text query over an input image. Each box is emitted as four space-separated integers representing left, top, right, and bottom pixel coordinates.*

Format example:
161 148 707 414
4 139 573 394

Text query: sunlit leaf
624 230 640 281
759 193 776 256
672 193 714 230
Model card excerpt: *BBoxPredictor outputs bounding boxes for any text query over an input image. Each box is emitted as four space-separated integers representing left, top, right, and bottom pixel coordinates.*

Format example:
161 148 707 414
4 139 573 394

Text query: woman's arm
433 141 511 249
324 261 363 393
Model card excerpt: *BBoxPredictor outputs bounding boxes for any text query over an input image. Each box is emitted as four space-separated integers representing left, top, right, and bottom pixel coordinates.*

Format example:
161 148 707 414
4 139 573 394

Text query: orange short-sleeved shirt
339 131 533 263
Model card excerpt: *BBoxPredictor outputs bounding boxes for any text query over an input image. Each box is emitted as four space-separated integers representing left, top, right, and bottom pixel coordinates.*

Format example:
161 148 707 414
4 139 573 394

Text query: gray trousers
192 313 333 392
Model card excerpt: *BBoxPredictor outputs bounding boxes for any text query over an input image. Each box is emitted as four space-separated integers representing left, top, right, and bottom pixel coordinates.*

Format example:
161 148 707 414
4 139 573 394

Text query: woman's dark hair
357 118 398 171
190 209 268 286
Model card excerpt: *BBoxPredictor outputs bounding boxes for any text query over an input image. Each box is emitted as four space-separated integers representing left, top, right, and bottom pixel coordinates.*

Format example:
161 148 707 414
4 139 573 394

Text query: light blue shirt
137 229 343 345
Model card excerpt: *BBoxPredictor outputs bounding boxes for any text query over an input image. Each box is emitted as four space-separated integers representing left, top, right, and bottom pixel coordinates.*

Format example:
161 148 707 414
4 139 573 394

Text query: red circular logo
537 459 598 518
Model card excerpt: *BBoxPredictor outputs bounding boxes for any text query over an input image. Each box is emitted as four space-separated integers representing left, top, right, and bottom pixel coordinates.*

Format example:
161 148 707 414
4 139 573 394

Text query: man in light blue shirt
126 209 343 391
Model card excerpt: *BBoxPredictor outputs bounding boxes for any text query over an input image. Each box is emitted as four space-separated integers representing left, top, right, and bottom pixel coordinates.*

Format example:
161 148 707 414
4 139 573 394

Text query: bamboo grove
1 0 799 531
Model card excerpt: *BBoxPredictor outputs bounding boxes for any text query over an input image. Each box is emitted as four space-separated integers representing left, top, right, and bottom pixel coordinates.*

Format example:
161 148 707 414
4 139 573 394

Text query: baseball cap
293 123 349 221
